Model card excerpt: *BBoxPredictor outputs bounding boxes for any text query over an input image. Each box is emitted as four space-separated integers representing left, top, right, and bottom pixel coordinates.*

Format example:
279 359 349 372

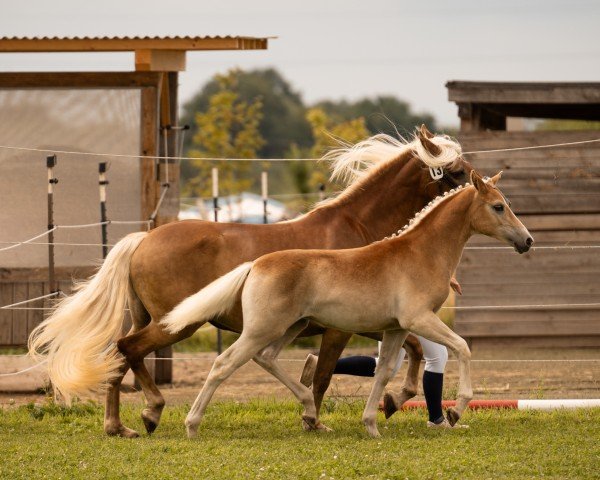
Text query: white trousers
377 335 448 377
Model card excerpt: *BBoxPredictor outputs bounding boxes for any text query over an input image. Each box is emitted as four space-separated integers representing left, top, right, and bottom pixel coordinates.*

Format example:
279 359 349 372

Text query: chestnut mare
163 170 533 437
30 126 472 438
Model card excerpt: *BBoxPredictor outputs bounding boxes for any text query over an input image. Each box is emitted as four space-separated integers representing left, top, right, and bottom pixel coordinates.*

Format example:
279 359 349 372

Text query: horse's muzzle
514 236 534 254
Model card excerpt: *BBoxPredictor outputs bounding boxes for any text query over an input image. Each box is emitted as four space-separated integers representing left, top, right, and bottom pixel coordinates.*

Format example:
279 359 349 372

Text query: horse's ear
489 171 503 186
470 170 489 193
417 126 441 156
419 124 435 139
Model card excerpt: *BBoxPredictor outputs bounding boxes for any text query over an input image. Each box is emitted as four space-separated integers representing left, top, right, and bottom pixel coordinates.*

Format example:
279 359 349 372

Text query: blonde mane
375 183 472 243
283 131 464 223
324 132 463 186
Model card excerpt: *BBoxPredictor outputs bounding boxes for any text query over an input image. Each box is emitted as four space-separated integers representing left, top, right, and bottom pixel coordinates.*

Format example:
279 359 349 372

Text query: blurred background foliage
180 67 436 204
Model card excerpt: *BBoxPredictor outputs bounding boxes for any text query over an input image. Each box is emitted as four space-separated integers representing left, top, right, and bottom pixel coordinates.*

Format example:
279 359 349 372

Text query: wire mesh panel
0 88 142 346
0 88 142 268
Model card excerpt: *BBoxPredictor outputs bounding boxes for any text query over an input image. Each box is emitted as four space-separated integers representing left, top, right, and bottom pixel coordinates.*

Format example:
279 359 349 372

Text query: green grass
1 399 598 479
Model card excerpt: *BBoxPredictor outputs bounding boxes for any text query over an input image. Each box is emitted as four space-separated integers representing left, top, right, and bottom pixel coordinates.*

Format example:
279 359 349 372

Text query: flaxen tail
28 231 147 404
162 262 254 334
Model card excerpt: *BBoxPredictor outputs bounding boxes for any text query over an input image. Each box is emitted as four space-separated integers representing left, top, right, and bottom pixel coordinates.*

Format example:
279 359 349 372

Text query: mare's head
323 124 474 211
468 170 534 253
412 124 474 199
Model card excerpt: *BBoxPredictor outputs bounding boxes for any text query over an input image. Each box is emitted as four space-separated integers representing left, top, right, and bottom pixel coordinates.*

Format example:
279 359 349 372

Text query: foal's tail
162 262 254 334
28 231 147 404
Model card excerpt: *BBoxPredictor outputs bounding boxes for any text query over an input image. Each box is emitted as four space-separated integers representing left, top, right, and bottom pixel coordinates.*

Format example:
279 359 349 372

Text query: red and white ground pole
398 399 600 410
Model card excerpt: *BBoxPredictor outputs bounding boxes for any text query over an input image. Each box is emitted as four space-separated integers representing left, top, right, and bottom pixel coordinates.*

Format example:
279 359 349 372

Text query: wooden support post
153 73 181 385
140 86 159 223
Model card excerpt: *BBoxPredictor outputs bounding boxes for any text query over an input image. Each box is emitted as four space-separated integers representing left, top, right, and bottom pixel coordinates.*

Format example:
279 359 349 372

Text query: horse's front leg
362 329 408 437
406 312 472 425
311 329 353 416
382 333 423 418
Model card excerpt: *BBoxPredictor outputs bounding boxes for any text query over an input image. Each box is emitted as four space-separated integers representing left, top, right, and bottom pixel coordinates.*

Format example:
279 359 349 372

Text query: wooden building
0 36 270 382
447 81 600 347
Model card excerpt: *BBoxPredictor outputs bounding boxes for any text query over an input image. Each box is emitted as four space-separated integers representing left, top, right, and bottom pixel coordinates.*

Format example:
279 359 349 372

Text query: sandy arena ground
1 345 598 407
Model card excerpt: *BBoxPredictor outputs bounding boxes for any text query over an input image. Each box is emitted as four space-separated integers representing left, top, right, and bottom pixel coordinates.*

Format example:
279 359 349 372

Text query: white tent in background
179 192 289 224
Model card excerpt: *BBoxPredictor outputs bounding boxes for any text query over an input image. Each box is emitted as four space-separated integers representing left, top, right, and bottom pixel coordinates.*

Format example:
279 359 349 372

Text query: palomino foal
163 170 533 437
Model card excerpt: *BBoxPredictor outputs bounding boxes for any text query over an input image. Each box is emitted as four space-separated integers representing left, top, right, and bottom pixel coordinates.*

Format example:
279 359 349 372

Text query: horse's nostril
526 237 533 246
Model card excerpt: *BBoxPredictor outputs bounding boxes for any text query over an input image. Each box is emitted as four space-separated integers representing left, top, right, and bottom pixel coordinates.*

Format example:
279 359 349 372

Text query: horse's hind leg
117 316 197 434
104 289 151 438
382 333 423 419
253 320 327 432
185 328 285 438
104 350 138 438
310 329 352 418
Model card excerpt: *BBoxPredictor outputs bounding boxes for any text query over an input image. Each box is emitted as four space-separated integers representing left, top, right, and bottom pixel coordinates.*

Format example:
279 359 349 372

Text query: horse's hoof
315 421 333 433
301 415 318 431
382 392 399 419
142 417 158 435
106 425 140 438
363 418 381 438
141 409 160 435
186 425 198 439
446 407 460 426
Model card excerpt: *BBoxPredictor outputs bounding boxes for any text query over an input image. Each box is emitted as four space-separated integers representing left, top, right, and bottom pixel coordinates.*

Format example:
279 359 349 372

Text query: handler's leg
362 329 408 437
419 335 449 426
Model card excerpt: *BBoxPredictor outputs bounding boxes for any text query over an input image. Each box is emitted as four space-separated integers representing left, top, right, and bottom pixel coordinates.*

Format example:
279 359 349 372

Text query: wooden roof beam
0 36 270 53
135 50 186 72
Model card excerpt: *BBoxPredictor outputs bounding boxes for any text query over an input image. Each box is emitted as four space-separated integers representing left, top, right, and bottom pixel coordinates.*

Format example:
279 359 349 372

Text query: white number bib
429 166 444 180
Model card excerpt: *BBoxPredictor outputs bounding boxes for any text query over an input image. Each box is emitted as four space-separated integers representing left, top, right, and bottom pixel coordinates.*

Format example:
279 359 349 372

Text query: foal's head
468 170 534 253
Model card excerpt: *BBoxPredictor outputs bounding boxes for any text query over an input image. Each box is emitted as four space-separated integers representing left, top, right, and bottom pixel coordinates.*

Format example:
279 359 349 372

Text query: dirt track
2 345 598 408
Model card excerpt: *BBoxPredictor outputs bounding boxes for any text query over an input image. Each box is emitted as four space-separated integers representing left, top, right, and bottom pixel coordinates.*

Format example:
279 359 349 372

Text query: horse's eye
493 204 504 213
451 170 465 177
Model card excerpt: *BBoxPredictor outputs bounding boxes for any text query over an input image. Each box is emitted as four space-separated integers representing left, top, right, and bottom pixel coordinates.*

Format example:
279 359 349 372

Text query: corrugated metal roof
0 36 271 52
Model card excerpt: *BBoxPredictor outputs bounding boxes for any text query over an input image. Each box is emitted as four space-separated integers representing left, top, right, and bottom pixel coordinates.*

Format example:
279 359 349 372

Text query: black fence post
46 155 58 294
98 162 109 259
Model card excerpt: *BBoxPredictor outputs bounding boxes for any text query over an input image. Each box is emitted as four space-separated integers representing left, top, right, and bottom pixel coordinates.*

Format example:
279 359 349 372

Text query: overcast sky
1 0 599 126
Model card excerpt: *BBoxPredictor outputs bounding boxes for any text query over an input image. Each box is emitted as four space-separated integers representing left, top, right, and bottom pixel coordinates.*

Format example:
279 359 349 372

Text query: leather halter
438 171 460 196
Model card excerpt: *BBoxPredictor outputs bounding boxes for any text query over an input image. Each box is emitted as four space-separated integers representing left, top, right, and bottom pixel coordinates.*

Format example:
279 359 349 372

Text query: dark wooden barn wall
0 267 96 346
454 130 600 345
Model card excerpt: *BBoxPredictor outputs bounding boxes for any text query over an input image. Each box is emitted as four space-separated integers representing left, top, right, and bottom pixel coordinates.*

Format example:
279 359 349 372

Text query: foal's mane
314 132 462 208
375 183 472 243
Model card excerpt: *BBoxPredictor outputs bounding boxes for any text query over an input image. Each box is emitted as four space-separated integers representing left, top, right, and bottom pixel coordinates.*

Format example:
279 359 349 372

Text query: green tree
315 95 436 138
181 68 312 160
289 108 369 194
183 70 265 198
